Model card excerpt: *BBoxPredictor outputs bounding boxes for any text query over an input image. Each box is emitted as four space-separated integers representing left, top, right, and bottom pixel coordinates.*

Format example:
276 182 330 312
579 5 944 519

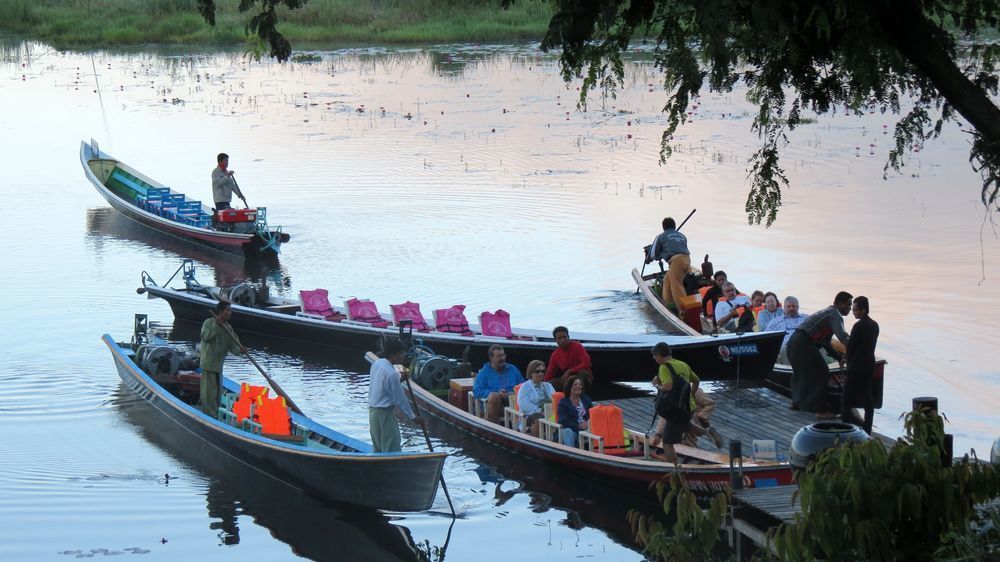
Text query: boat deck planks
606 383 876 459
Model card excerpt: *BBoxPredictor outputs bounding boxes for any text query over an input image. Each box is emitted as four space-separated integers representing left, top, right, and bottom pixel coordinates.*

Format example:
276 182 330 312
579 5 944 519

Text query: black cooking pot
789 422 870 470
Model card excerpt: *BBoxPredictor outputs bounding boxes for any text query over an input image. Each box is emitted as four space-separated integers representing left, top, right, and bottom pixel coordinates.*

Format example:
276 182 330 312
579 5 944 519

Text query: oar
213 312 304 415
231 176 249 209
365 351 456 518
676 208 696 231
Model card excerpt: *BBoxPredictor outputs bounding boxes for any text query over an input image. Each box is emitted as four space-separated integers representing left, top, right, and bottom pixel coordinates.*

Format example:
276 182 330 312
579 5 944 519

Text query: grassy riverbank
0 0 554 50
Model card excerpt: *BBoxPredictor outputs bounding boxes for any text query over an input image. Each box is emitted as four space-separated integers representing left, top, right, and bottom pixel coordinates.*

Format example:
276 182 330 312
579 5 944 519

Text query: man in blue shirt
648 217 692 312
473 344 524 423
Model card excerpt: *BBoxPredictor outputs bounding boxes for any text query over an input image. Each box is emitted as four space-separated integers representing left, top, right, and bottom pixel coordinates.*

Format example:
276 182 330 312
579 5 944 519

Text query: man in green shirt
200 301 246 416
648 342 723 462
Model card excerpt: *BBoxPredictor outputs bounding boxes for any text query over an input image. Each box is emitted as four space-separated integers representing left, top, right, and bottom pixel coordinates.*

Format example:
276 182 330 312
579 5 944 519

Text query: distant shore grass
0 0 555 51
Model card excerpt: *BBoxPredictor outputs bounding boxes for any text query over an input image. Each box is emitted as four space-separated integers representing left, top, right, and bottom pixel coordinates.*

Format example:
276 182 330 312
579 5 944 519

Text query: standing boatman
212 152 244 210
199 300 246 416
648 217 692 312
368 338 423 452
840 296 879 434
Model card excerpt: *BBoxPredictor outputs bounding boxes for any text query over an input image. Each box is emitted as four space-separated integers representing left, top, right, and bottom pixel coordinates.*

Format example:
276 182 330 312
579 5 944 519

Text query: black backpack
654 363 691 419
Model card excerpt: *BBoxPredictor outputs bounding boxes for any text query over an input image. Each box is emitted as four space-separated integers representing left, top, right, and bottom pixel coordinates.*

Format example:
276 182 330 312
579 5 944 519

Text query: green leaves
768 408 1000 561
628 471 730 561
543 0 1000 224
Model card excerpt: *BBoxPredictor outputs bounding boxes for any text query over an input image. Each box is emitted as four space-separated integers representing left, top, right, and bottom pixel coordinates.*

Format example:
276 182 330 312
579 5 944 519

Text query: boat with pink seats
139 260 785 389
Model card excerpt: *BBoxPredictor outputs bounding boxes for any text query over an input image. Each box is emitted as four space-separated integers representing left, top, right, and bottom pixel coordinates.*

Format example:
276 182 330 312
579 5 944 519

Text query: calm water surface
1 41 998 561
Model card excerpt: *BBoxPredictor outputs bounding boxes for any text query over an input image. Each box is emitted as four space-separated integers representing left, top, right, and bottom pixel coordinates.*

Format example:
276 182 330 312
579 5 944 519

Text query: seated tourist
700 270 728 321
714 282 753 332
756 291 783 331
472 344 524 424
750 290 765 309
545 326 593 389
516 360 555 435
765 296 808 363
556 375 593 448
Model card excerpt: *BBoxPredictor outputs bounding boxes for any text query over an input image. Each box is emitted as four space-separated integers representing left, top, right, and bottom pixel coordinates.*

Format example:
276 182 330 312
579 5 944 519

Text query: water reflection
85 207 291 290
113 385 429 561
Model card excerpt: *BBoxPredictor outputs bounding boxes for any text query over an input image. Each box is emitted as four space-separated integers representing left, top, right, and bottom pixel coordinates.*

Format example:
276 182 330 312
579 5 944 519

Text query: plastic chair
298 289 346 321
503 383 525 431
433 305 473 336
390 301 431 331
344 298 390 328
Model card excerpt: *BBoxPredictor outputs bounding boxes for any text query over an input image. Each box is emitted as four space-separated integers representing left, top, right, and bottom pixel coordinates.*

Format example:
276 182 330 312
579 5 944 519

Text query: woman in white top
516 360 555 435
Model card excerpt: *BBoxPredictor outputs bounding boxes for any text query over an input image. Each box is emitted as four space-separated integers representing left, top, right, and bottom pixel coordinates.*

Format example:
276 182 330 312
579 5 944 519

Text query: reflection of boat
632 267 887 407
139 262 786 387
80 139 288 260
85 206 282 287
102 326 446 511
113 384 427 562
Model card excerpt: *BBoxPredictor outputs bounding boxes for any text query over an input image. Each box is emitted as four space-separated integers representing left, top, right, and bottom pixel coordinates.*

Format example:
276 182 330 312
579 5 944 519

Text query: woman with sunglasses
516 360 555 436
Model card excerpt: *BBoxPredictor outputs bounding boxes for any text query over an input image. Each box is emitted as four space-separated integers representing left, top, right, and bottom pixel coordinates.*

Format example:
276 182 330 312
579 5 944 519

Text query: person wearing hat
368 338 422 452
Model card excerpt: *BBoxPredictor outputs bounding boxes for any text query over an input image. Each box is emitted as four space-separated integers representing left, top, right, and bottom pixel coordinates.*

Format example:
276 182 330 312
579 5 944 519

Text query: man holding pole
199 300 246 416
368 338 423 452
212 152 245 210
648 216 692 312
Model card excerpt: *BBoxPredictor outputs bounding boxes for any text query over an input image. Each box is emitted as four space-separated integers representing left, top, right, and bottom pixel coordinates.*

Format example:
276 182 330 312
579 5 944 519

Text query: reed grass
0 0 554 50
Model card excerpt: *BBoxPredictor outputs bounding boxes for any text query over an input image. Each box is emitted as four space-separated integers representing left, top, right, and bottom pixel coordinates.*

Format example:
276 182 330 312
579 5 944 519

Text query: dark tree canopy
539 0 1000 225
197 0 305 62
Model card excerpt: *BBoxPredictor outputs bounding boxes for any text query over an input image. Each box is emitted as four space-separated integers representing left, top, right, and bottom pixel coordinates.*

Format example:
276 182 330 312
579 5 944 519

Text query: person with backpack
647 342 722 463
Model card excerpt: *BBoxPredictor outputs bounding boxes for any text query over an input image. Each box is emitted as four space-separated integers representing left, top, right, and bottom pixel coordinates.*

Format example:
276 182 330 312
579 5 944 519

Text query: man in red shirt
545 326 593 389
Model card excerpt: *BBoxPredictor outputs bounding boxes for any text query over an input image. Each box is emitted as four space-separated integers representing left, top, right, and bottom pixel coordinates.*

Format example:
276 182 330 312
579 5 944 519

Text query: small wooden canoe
80 139 288 260
631 267 887 407
103 332 445 511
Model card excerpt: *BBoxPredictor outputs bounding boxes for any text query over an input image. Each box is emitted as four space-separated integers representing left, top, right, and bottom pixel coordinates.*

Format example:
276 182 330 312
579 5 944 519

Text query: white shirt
715 295 751 322
367 358 415 420
516 380 555 432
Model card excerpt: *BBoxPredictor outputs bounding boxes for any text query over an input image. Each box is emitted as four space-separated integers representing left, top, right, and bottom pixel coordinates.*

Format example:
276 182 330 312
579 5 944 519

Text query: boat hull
409 380 793 494
103 335 445 511
142 282 785 385
80 140 283 260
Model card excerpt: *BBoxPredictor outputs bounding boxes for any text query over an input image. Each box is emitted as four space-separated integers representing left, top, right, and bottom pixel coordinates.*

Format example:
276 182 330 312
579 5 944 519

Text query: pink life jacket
300 289 334 317
390 301 430 331
434 305 472 335
346 298 389 328
480 309 513 337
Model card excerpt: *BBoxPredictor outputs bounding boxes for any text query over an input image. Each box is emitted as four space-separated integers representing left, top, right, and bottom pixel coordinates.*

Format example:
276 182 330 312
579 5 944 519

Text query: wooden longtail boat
138 260 786 387
102 323 445 511
80 139 288 260
377 351 797 494
631 267 887 406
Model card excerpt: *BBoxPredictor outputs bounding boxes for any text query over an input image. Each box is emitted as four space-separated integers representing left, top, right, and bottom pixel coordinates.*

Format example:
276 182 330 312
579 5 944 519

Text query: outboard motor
137 345 181 377
409 354 462 392
220 283 257 308
789 422 869 472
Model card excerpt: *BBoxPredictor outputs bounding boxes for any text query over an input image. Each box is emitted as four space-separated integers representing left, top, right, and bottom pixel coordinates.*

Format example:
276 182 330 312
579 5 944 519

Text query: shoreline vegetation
0 0 555 52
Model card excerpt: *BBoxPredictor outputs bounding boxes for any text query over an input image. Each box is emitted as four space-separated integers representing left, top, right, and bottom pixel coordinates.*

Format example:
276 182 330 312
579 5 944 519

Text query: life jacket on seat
390 301 431 331
299 288 345 320
345 298 390 328
588 404 630 455
233 383 268 423
480 309 513 337
256 395 291 436
433 305 473 336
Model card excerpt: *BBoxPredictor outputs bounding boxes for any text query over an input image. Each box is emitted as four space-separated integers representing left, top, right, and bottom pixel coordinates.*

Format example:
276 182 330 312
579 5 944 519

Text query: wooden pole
215 315 304 415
